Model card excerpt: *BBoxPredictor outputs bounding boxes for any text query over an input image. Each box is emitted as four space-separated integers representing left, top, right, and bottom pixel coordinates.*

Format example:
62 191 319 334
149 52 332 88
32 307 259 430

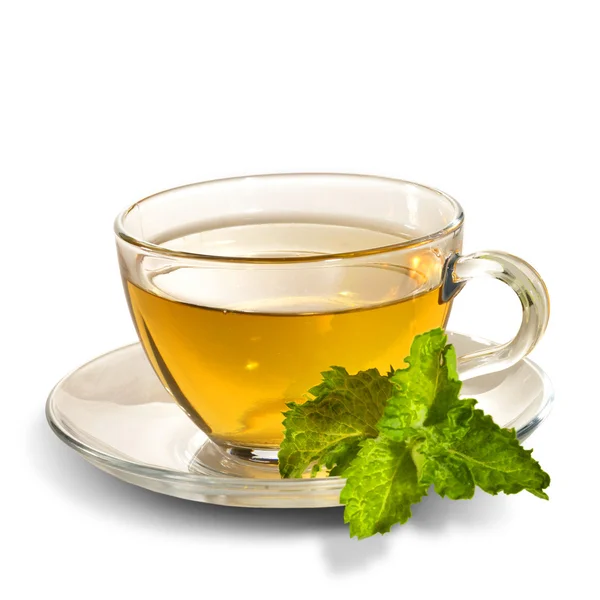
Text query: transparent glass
115 174 549 463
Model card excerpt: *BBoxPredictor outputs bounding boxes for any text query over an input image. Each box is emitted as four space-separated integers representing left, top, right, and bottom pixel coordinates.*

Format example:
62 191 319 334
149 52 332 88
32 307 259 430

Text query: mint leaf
377 328 461 440
419 404 550 500
278 367 392 478
340 437 428 539
422 345 462 426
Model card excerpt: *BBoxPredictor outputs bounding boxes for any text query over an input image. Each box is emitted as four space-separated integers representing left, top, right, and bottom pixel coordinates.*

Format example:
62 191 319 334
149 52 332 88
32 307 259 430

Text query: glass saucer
46 332 554 508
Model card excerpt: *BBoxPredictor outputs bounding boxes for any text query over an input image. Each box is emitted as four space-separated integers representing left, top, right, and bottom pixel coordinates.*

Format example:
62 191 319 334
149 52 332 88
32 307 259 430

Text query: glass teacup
115 174 549 462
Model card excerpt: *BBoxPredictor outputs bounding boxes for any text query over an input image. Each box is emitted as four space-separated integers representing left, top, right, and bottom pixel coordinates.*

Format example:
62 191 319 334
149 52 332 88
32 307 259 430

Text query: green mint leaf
377 328 461 441
340 437 428 539
422 345 462 426
419 403 550 500
278 367 392 478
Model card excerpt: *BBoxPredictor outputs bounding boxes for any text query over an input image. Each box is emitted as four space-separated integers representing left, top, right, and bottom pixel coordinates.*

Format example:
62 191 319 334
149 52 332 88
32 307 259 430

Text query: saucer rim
46 331 554 494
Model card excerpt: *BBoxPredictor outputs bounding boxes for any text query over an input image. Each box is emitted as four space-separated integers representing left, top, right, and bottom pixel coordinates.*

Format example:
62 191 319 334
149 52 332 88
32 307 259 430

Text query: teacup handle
442 251 550 379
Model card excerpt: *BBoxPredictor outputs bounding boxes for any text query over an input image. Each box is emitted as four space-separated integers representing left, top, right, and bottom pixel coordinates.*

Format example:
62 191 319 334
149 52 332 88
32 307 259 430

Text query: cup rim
114 173 464 263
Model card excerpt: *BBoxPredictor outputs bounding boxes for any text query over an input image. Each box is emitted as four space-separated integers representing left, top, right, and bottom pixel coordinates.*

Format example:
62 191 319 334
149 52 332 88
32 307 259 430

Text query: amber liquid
126 278 450 449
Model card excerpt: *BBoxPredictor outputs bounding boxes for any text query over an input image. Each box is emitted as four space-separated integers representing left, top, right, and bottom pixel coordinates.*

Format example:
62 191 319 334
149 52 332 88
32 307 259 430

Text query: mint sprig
278 328 550 539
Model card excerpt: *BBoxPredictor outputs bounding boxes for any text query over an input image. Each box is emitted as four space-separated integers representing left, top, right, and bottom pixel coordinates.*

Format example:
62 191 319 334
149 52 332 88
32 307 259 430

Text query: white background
2 1 598 598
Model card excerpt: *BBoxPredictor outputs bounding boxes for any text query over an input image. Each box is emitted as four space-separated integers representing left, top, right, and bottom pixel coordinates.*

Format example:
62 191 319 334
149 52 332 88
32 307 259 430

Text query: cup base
190 440 284 479
225 445 280 464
